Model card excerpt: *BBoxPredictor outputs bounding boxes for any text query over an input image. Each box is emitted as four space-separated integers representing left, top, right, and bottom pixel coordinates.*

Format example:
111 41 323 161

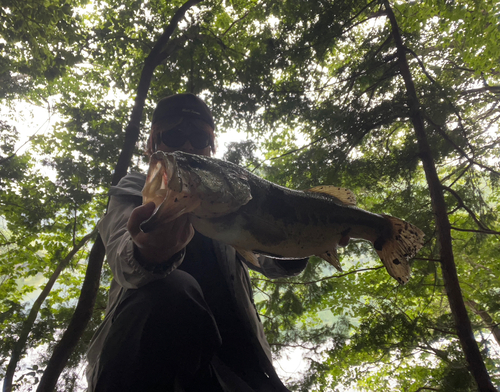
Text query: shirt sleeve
98 174 184 289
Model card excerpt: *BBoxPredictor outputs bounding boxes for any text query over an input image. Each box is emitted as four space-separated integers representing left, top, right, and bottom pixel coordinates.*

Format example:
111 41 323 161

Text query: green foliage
1 0 499 390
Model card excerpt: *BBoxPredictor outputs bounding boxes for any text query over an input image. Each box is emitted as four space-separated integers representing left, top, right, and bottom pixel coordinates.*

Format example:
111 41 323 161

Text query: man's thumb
127 202 156 236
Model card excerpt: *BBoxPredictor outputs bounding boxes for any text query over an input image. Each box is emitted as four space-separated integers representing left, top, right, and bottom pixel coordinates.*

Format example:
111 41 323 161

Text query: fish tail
374 215 424 285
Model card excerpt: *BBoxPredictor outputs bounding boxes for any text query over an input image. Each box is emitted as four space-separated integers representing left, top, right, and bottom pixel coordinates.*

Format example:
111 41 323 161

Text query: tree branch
442 186 494 232
465 299 500 348
450 226 500 235
220 8 253 38
413 257 441 263
253 266 384 286
460 86 500 96
404 47 500 171
383 1 496 390
0 117 50 165
425 115 500 177
248 136 327 173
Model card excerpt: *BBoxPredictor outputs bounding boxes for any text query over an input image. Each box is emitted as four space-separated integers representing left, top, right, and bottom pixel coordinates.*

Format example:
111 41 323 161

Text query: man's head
147 93 215 156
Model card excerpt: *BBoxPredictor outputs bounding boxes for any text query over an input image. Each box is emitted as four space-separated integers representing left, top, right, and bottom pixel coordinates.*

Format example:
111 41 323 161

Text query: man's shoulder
109 171 146 198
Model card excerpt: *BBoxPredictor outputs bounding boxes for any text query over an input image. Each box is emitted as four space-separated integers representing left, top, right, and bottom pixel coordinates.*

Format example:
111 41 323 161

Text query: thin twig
442 186 492 232
221 8 253 38
427 116 500 176
450 226 500 235
253 266 384 285
0 117 50 165
247 136 327 172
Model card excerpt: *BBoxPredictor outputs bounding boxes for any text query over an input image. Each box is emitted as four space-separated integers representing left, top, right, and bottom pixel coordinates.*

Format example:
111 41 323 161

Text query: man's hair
146 93 216 155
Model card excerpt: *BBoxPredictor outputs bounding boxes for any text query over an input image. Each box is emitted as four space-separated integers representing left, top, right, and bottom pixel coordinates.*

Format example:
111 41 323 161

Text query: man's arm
98 175 193 289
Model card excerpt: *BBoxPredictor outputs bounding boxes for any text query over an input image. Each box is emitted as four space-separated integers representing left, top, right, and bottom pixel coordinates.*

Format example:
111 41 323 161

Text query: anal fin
318 249 343 272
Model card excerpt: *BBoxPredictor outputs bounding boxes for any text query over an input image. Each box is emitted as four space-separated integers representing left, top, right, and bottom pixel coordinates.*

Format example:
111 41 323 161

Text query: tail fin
375 215 424 285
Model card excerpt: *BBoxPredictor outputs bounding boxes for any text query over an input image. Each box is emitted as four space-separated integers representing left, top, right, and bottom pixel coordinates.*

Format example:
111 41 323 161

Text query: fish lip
163 151 183 193
148 151 182 192
140 152 181 233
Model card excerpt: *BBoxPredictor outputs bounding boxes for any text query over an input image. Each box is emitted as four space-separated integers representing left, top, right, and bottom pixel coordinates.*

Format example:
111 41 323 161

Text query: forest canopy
1 0 499 391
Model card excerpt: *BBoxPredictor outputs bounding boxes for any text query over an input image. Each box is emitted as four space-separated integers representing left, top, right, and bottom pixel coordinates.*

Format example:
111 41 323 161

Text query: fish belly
190 212 345 259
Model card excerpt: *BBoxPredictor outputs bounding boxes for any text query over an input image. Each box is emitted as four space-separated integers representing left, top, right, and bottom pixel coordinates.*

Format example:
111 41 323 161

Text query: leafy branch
465 299 500 348
0 117 50 165
425 115 500 177
404 46 500 177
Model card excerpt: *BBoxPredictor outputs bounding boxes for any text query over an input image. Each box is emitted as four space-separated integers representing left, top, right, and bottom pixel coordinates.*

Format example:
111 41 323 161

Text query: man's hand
127 202 194 264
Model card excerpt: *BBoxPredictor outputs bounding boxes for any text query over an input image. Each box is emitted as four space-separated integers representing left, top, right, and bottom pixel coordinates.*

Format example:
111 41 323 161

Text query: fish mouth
140 152 202 233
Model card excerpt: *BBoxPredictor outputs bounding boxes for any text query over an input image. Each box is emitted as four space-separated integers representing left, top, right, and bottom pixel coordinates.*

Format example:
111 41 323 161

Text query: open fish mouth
140 151 252 233
140 153 202 232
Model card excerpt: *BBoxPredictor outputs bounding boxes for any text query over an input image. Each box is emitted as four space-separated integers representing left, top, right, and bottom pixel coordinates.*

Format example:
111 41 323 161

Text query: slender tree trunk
36 1 204 391
36 234 106 392
2 229 97 392
383 2 496 391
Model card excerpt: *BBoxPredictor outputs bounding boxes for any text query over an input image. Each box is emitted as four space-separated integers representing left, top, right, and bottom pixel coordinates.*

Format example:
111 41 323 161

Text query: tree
1 0 499 390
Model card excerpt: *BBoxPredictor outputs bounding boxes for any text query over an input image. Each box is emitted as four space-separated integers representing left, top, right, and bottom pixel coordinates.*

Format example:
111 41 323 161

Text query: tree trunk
383 1 496 391
36 234 106 392
36 1 204 391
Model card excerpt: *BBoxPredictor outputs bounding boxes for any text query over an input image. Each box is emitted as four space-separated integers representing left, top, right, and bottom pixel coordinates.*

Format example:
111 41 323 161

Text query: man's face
155 117 212 157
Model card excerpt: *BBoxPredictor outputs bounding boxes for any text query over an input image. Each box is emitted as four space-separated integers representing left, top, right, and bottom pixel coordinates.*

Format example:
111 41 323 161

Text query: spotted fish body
141 151 424 284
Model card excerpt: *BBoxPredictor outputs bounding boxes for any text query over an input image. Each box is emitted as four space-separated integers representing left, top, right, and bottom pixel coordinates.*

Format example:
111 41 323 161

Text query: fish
141 151 424 285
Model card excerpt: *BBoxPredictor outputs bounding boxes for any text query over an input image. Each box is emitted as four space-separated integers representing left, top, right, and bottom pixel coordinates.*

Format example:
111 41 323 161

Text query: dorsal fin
307 186 357 206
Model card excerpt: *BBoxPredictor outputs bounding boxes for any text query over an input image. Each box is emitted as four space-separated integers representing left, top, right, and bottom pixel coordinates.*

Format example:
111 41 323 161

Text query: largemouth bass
141 151 424 285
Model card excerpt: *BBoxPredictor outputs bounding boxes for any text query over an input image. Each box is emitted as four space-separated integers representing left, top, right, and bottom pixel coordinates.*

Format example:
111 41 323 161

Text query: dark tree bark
35 1 204 391
383 1 496 391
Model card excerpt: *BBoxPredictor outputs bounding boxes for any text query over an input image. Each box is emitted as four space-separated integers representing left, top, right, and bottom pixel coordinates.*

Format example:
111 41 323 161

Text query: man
86 94 308 391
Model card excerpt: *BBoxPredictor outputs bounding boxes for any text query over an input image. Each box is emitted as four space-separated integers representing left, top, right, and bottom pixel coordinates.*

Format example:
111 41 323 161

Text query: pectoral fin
235 247 261 268
318 249 343 272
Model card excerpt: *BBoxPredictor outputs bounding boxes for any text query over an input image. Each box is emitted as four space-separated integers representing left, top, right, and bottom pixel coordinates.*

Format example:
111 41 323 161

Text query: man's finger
127 202 156 237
